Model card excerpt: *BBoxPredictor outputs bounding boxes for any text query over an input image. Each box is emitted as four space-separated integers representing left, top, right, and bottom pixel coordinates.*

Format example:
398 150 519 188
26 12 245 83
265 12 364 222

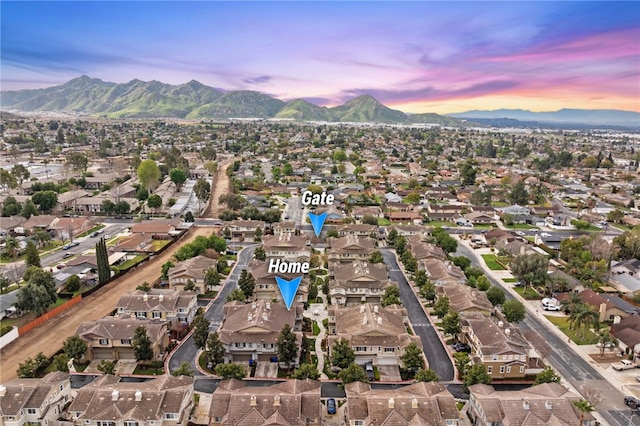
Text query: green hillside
275 99 336 121
330 95 408 123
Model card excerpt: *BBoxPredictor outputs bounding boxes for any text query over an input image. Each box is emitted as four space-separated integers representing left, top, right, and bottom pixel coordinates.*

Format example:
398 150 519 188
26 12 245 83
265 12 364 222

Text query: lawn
502 278 518 283
481 254 507 270
426 221 457 228
76 224 106 238
312 321 320 336
149 239 171 252
118 254 148 270
544 315 600 345
507 223 539 230
514 286 543 300
133 362 165 375
377 218 391 226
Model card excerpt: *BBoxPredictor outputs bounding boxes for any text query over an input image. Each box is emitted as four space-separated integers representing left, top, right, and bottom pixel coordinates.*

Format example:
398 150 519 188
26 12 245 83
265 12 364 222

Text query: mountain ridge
448 108 640 127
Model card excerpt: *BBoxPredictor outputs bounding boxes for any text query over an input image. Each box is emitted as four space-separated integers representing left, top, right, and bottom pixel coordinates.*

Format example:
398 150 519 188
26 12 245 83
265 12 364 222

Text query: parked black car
625 396 640 409
452 342 471 353
326 398 336 415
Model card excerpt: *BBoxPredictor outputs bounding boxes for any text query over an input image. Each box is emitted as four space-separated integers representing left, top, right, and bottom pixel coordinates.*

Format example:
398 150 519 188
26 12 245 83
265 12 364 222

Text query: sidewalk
456 236 634 421
303 302 329 379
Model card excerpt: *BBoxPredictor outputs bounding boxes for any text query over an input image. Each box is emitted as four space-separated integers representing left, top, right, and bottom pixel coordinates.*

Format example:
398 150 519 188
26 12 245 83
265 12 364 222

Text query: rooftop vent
505 329 511 336
273 395 281 406
143 294 148 302
158 295 164 302
373 305 379 314
497 321 504 328
522 400 529 410
377 317 382 325
263 314 268 321
250 395 257 406
135 390 142 402
360 305 365 313
388 398 394 409
412 398 418 409
266 302 271 310
111 390 119 401
252 302 257 309
0 386 5 397
248 314 253 321
545 400 552 410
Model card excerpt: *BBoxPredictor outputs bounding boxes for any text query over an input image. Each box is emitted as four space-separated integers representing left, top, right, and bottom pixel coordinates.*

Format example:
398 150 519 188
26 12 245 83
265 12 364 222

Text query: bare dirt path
204 160 232 218
0 226 214 382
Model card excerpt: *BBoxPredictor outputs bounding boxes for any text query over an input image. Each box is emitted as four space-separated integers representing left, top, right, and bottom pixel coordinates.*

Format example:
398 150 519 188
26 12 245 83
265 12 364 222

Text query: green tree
24 241 41 268
572 399 595 426
369 250 383 264
271 166 282 183
276 323 298 370
205 268 221 291
238 270 256 300
172 362 195 377
381 286 401 306
453 352 471 379
16 357 39 378
226 288 246 302
132 325 154 366
114 201 131 215
433 296 450 319
534 366 561 385
486 286 506 306
463 363 492 391
596 329 618 358
11 164 30 185
401 342 424 374
206 332 225 368
20 199 38 219
193 316 211 350
508 180 529 205
15 268 57 316
147 194 162 211
502 300 526 323
405 192 421 205
97 360 116 375
51 353 70 372
413 269 429 287
194 178 211 215
476 275 491 291
161 261 174 280
510 253 548 292
215 363 246 379
441 311 461 339
292 363 321 380
415 368 439 382
419 281 436 303
169 168 187 191
254 246 266 261
137 281 151 292
137 159 161 191
65 274 81 292
32 190 58 213
63 335 88 360
338 362 369 385
460 161 477 186
96 237 110 284
452 256 471 272
101 199 115 215
331 338 355 369
66 152 88 173
184 211 195 222
607 209 624 223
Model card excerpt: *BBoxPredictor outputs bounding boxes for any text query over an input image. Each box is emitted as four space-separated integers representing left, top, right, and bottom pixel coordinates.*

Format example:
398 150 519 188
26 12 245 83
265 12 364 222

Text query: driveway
377 365 401 381
254 361 278 378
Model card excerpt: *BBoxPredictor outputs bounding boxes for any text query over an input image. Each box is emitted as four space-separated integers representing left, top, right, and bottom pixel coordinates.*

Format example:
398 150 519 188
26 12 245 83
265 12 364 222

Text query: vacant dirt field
204 160 231 218
0 226 214 382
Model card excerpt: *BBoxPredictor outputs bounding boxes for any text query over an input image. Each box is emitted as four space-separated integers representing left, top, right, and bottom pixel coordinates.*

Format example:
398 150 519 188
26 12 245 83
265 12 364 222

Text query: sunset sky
2 1 639 114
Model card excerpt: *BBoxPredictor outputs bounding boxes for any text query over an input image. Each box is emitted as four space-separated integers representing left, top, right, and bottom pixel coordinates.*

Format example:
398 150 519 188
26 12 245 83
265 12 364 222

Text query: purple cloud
243 75 272 85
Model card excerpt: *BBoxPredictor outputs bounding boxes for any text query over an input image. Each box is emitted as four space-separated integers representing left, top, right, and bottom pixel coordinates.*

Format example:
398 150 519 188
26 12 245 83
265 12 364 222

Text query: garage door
93 349 112 360
232 354 251 362
117 349 136 360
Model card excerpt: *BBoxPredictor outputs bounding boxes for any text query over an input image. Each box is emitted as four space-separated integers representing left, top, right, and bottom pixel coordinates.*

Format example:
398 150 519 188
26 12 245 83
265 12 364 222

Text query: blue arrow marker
275 276 303 310
308 212 328 238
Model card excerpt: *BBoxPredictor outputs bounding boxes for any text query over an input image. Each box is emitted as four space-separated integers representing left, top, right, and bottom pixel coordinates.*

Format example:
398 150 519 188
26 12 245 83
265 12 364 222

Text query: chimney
362 316 368 325
388 398 394 409
158 294 164 302
0 385 5 397
505 329 511 336
373 305 379 314
143 294 148 302
250 395 257 406
411 398 418 409
377 317 382 325
263 314 268 321
273 395 280 406
522 400 529 410
360 305 365 313
135 390 142 402
497 321 504 328
545 400 552 410
252 302 257 309
111 390 119 401
248 314 253 321
266 302 271 310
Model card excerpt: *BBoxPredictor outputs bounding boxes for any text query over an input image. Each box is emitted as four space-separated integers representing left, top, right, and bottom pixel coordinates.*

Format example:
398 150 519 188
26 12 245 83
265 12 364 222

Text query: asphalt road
455 242 635 426
381 249 455 382
167 245 257 375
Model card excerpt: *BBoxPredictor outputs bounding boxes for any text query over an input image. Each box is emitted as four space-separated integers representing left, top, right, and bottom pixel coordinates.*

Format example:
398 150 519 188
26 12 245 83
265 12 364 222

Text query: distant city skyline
2 1 639 114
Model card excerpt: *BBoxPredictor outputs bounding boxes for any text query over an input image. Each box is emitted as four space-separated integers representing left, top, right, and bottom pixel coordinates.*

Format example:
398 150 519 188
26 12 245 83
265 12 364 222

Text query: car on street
613 359 637 371
56 264 66 269
70 241 80 247
516 231 526 237
540 232 552 237
62 244 72 250
90 232 99 238
63 252 75 259
326 398 336 415
625 396 640 409
453 342 471 352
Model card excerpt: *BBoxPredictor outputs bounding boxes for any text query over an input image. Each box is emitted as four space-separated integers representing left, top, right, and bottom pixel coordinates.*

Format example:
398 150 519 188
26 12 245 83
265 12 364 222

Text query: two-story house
168 255 218 293
0 372 71 426
337 224 378 239
437 284 493 316
217 300 303 364
329 261 393 306
327 235 376 266
262 233 310 262
344 381 459 426
467 383 595 426
209 379 321 426
115 290 198 336
67 375 194 426
460 314 534 379
327 304 421 369
75 316 169 361
273 221 297 236
249 261 309 305
226 220 266 242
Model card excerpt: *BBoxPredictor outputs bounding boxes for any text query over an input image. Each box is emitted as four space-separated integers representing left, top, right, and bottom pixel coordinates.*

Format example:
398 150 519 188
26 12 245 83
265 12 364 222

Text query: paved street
455 241 636 426
381 249 455 381
167 245 257 375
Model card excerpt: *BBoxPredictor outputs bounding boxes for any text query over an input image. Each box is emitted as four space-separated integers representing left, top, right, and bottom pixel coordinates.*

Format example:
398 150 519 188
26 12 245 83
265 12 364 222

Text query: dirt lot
0 226 214 382
204 160 231 218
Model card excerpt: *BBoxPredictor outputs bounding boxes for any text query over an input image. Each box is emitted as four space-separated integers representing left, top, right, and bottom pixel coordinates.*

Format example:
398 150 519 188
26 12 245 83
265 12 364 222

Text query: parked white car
613 359 637 371
541 298 560 311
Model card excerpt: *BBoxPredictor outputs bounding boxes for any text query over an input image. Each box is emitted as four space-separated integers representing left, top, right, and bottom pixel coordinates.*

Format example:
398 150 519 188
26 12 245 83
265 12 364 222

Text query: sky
1 1 639 114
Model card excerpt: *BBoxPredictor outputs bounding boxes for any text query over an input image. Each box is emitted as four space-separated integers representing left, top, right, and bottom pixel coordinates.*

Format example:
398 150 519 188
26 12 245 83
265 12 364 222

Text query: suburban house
557 289 631 322
115 289 198 334
344 381 459 426
262 233 310 262
273 221 297 235
52 217 94 239
351 206 383 220
75 316 169 361
0 215 27 235
327 304 421 369
610 258 640 294
460 314 535 380
437 284 493 316
55 189 90 212
226 220 266 242
66 375 194 426
249 261 309 305
21 215 57 232
422 258 466 286
329 261 393 306
467 383 595 426
130 220 180 239
391 225 430 238
0 372 71 426
168 255 218 293
217 300 303 364
209 379 321 426
612 315 640 355
337 224 378 239
327 235 376 265
464 210 498 225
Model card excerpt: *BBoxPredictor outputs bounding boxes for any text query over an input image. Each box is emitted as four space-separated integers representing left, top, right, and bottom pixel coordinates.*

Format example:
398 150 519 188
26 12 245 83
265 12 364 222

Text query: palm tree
4 236 19 259
596 329 618 358
569 304 600 339
560 292 582 315
572 398 595 425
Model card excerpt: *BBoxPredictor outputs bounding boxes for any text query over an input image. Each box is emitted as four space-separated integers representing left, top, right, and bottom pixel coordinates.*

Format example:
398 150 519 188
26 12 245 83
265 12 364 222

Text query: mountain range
0 76 463 126
2 76 637 128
